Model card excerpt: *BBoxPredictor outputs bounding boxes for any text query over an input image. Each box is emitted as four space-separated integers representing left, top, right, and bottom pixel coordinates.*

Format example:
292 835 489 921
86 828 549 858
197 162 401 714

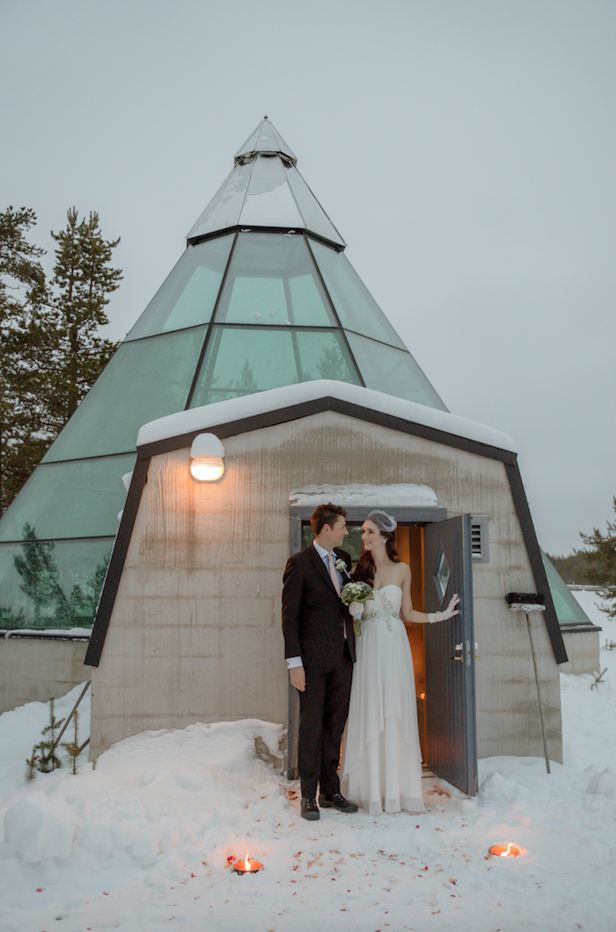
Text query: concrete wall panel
0 638 91 714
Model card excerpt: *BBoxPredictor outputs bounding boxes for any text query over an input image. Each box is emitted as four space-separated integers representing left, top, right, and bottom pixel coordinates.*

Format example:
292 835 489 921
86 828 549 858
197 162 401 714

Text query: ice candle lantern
233 853 263 874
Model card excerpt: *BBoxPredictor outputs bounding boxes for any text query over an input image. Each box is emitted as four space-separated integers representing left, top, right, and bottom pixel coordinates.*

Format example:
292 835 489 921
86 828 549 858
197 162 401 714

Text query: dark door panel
424 515 477 797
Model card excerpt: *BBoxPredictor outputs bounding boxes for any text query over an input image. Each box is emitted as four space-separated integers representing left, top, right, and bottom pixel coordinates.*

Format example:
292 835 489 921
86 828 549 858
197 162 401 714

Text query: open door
424 515 477 797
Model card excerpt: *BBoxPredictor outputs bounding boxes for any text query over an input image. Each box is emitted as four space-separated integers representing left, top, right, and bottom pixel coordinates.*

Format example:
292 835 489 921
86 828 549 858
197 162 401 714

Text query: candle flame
244 852 251 871
489 842 523 858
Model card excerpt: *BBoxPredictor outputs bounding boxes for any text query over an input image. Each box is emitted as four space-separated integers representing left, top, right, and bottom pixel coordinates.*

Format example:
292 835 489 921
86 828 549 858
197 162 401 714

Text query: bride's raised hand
428 593 460 624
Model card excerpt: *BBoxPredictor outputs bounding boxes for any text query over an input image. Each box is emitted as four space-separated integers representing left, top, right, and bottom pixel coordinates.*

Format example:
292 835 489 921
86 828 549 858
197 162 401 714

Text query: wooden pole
523 611 551 774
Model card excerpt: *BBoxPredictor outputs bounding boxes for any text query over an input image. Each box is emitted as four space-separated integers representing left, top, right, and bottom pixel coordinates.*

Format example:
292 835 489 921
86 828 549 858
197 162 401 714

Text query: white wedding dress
341 584 425 815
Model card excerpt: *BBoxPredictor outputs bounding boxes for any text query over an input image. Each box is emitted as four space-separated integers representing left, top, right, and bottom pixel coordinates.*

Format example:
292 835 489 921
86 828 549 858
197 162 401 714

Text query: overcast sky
1 0 614 555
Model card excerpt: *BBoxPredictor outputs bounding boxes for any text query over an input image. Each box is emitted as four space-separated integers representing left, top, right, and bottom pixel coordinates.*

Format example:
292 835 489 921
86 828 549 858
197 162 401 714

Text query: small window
471 516 489 563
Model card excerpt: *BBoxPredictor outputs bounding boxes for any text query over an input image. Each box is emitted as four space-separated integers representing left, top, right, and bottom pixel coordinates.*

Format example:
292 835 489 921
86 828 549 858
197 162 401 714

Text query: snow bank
1 611 615 931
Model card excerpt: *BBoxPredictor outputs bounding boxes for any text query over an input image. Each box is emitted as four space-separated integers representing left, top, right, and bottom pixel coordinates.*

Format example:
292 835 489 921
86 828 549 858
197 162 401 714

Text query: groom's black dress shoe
301 797 320 820
318 793 358 813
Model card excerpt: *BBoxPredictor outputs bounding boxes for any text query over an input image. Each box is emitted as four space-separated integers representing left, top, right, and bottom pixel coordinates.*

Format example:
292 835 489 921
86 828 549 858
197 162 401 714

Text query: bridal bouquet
340 581 373 636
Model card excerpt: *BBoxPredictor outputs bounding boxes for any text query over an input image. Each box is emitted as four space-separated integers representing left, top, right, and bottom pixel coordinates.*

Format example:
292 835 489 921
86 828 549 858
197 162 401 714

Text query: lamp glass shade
190 457 225 481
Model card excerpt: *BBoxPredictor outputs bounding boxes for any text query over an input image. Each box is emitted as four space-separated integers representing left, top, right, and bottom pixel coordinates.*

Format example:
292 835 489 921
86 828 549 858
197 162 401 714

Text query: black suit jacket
282 543 356 668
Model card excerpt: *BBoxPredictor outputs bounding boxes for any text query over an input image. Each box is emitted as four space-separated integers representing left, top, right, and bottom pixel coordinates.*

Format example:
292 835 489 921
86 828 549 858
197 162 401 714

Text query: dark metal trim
185 232 239 409
123 320 212 346
0 534 116 545
188 226 345 253
504 462 568 665
84 456 151 667
304 237 366 388
40 450 137 466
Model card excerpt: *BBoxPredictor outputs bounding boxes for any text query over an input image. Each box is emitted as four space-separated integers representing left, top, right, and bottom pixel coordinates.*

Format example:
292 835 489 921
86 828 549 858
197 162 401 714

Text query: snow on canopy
289 483 438 508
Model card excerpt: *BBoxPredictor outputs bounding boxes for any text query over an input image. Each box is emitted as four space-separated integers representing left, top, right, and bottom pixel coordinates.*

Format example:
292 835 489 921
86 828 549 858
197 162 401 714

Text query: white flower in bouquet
340 581 374 635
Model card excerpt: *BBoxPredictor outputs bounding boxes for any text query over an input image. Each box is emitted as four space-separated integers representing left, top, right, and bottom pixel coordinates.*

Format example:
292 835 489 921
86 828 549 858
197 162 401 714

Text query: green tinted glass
44 328 208 461
345 332 447 410
125 235 234 340
309 239 406 348
0 537 114 630
0 454 135 542
190 326 361 406
542 552 594 627
214 233 335 326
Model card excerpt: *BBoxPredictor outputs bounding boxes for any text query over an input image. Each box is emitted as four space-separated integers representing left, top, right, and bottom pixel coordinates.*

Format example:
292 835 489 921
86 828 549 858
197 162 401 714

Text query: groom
282 502 358 821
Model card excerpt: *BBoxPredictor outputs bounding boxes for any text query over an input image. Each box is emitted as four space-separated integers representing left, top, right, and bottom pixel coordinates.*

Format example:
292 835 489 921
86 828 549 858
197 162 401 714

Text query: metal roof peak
234 117 297 165
188 119 345 247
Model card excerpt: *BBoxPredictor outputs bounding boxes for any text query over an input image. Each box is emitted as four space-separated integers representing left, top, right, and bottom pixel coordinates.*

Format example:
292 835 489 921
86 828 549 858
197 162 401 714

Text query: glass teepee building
0 118 446 631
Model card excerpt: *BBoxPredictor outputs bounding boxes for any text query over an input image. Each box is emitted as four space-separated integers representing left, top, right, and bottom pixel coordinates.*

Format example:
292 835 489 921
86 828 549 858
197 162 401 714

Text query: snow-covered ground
1 593 615 932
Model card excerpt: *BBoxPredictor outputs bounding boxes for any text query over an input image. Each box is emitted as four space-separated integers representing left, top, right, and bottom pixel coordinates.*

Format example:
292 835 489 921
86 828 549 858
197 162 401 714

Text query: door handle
452 641 478 664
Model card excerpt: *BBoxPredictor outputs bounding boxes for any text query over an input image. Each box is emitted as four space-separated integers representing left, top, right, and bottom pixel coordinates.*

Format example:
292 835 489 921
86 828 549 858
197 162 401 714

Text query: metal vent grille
471 516 489 563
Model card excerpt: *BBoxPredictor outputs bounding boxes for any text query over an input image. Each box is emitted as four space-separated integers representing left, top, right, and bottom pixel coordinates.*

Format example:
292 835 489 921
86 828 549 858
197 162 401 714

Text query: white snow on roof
136 380 516 453
289 483 438 507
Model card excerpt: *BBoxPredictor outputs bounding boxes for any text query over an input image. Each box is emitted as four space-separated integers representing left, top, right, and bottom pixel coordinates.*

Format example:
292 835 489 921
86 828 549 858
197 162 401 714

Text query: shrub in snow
25 697 65 780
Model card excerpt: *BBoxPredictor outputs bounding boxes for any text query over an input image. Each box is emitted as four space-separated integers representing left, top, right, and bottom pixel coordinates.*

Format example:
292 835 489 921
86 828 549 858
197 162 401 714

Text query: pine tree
0 208 46 515
0 207 122 516
580 497 616 617
26 696 65 775
63 708 82 775
45 208 122 429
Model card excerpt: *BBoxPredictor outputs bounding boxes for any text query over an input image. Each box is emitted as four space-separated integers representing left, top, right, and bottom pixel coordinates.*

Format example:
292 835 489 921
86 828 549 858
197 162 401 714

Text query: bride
341 510 459 815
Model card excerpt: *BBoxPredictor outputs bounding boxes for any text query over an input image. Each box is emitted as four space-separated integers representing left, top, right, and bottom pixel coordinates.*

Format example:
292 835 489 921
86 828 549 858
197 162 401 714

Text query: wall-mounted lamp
190 433 225 482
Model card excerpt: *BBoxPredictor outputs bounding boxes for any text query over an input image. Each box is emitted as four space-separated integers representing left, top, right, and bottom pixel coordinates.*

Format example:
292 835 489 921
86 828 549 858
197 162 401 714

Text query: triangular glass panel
346 332 447 409
308 239 405 348
126 235 234 341
542 550 596 628
43 328 208 462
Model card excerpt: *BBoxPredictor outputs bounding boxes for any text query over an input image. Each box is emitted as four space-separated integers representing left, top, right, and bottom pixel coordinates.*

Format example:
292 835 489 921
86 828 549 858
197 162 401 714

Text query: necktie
327 551 341 596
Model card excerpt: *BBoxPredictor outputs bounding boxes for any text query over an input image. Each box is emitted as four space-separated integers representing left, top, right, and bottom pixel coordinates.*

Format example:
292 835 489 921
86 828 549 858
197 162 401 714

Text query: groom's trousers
298 645 353 799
